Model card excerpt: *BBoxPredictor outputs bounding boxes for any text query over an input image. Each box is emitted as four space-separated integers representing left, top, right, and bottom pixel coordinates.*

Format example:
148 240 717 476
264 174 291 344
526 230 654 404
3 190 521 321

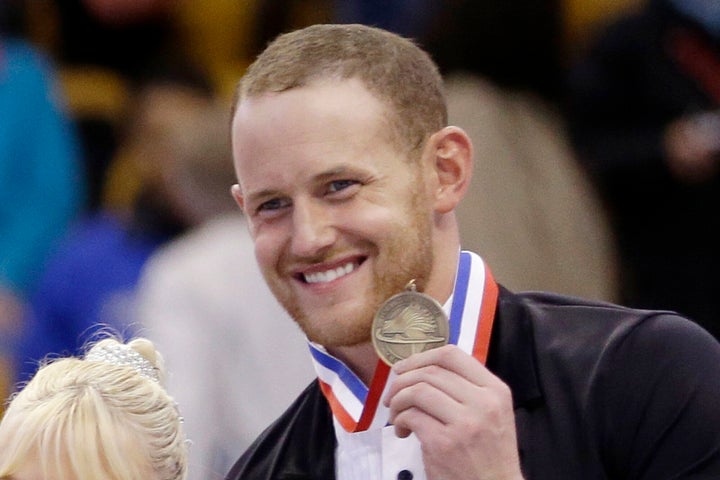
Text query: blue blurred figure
11 69 215 383
1 1 85 406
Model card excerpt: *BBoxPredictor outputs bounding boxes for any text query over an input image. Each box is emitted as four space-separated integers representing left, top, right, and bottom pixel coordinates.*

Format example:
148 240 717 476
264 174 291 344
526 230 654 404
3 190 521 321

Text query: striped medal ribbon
309 250 499 433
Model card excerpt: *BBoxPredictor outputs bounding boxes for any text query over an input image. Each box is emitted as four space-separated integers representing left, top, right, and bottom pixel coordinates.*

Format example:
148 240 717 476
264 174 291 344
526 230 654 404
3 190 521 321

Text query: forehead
231 79 396 186
233 78 387 142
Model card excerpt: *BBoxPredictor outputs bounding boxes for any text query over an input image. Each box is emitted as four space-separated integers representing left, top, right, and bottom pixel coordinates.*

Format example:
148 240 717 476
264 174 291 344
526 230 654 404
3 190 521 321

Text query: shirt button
397 470 413 480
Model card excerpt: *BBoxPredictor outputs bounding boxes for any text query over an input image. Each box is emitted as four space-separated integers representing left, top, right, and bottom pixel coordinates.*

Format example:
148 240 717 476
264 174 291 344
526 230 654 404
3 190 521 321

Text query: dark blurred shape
28 0 184 211
250 0 565 101
0 0 26 37
250 0 333 57
563 0 720 339
422 0 565 101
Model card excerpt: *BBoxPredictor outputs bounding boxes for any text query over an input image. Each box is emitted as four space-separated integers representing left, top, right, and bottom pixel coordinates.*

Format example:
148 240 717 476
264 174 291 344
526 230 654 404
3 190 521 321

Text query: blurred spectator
11 68 215 384
43 0 178 77
561 0 647 60
135 106 314 479
1 1 85 412
421 0 565 101
332 0 440 38
171 0 261 100
447 73 618 301
563 0 720 339
401 0 617 300
250 0 333 58
26 0 182 210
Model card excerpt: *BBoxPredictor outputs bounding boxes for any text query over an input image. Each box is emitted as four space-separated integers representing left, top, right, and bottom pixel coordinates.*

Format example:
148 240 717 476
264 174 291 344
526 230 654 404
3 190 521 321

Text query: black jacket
226 287 720 479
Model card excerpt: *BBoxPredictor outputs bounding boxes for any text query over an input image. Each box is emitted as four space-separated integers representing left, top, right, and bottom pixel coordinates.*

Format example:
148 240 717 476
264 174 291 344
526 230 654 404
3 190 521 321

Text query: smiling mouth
301 260 363 284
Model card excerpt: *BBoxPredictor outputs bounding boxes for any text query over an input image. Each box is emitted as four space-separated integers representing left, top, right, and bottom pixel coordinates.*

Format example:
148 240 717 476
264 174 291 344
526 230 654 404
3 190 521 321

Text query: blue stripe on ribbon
309 344 367 403
449 251 471 345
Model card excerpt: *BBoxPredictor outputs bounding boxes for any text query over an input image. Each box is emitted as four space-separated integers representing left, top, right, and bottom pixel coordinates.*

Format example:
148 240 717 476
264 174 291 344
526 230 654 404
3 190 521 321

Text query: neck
420 211 462 303
425 238 461 306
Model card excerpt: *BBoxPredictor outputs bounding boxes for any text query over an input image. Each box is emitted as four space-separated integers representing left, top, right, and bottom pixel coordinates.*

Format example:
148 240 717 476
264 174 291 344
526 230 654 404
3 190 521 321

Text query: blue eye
328 179 358 193
257 197 291 213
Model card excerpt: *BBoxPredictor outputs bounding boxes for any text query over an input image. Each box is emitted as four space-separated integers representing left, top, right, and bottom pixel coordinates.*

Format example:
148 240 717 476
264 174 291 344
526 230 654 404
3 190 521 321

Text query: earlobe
230 184 245 212
430 126 473 214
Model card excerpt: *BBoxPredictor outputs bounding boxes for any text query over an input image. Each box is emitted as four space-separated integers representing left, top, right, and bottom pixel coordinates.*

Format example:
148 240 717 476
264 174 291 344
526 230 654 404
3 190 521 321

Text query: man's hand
384 344 524 480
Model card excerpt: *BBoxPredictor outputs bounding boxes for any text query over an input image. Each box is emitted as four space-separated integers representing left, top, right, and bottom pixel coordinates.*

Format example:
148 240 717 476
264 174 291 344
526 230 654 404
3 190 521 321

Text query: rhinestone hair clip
85 344 160 383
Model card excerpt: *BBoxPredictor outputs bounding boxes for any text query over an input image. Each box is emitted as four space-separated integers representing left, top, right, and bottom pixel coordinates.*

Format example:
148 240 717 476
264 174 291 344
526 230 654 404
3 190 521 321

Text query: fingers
381 345 522 479
383 344 509 438
386 344 501 402
387 368 464 437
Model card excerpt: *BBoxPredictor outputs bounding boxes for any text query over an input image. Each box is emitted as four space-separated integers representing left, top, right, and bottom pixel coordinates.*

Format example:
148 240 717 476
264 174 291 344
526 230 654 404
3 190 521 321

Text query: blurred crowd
2 0 719 478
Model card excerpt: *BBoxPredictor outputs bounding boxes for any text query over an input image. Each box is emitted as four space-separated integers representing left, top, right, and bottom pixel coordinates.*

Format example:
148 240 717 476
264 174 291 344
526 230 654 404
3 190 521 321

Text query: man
226 24 720 479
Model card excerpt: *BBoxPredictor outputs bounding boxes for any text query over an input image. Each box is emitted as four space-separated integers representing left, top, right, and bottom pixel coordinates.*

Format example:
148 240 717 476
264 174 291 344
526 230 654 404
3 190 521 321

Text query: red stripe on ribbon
473 261 499 364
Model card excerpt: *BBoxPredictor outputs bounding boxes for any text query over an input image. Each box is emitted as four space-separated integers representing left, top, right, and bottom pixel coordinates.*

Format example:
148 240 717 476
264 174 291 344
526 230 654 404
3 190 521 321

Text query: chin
300 315 372 348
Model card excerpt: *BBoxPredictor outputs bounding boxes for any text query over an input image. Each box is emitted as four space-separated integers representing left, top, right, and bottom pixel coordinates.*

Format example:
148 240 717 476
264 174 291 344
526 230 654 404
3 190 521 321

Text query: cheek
335 211 391 250
350 202 417 240
252 228 283 271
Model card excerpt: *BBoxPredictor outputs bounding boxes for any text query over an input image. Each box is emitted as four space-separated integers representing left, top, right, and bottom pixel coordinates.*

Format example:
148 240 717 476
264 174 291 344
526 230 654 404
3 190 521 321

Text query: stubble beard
266 192 434 349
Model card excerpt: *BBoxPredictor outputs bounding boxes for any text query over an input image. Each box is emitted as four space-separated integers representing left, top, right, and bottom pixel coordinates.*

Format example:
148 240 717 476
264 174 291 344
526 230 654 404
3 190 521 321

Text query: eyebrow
315 166 355 180
243 187 283 208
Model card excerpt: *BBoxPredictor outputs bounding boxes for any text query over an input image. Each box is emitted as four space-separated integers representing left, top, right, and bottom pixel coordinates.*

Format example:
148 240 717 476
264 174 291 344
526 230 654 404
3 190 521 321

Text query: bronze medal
372 280 449 366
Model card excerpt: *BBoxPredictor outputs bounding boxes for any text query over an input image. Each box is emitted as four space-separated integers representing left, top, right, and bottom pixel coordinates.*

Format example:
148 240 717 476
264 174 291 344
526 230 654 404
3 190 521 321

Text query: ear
230 184 245 212
427 126 473 214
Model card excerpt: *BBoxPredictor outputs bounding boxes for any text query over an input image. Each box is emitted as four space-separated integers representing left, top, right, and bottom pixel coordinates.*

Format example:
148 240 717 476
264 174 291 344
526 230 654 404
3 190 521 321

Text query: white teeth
304 262 356 284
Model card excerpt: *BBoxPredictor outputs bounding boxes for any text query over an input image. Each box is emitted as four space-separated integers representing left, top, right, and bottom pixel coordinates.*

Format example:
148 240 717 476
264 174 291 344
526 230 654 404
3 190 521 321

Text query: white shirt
335 409 426 480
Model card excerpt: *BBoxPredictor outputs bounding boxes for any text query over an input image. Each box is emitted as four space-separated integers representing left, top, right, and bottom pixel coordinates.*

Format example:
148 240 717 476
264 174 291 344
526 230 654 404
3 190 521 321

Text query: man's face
231 78 435 348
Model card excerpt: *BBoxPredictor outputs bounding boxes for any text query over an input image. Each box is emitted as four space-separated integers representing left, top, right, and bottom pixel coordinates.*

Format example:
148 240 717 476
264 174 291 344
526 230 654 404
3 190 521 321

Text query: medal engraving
372 280 449 365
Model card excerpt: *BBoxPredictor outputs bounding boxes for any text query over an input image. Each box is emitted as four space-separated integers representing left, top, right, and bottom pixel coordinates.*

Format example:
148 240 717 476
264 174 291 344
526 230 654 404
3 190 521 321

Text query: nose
290 198 336 258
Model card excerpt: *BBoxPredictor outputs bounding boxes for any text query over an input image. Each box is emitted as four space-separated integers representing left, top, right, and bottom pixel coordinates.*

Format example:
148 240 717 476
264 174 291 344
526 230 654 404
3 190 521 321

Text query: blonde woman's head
0 337 187 480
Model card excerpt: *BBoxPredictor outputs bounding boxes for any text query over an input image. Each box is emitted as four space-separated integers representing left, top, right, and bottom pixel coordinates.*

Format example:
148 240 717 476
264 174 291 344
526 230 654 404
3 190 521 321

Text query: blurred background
3 0 719 478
